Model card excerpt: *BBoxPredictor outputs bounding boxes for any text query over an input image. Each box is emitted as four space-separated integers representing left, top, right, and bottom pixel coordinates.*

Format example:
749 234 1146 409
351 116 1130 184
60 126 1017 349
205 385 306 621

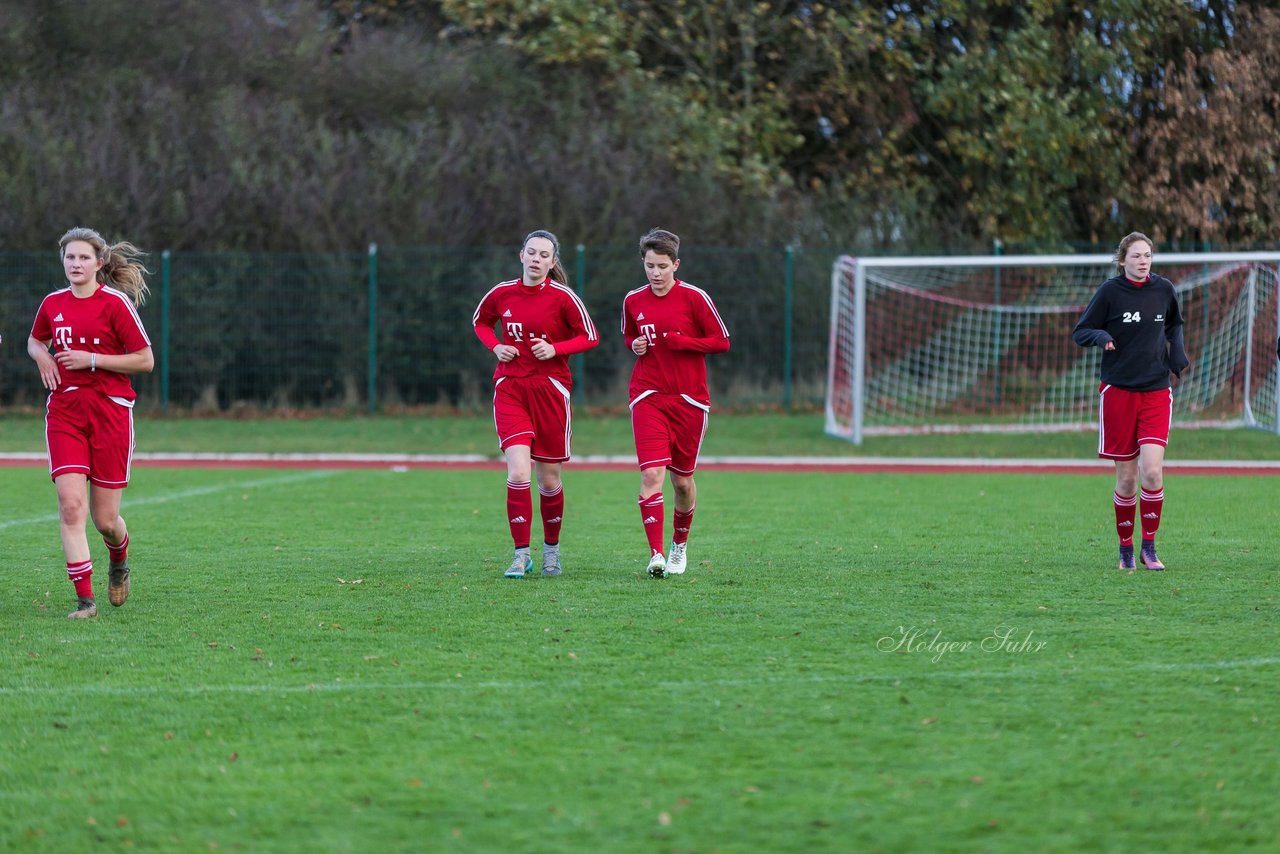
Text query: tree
435 1 1247 245
1126 5 1280 244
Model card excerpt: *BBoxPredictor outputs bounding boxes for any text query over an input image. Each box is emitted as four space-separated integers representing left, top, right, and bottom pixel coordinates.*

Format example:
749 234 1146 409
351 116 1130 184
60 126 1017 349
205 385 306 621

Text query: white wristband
90 353 96 372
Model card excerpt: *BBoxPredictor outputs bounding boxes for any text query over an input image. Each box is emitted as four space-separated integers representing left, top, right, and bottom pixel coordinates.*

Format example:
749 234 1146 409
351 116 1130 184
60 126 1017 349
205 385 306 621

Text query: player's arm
666 292 730 353
1164 295 1189 375
45 344 154 376
476 323 519 362
88 348 155 375
1166 326 1189 376
472 294 501 349
1071 291 1114 350
621 300 648 355
664 333 730 353
541 332 597 357
28 335 61 390
540 295 599 357
474 323 501 350
473 295 518 362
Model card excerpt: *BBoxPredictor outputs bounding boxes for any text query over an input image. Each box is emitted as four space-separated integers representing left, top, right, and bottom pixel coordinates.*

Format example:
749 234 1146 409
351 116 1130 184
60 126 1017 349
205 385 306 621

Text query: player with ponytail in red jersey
473 230 599 579
28 227 154 618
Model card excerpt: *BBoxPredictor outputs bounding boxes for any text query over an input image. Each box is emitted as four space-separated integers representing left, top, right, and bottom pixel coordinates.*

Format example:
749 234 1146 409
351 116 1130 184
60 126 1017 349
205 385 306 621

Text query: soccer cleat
666 541 688 575
504 552 534 578
541 549 562 577
647 551 667 579
108 558 130 606
1139 541 1165 571
1118 545 1135 571
67 596 97 619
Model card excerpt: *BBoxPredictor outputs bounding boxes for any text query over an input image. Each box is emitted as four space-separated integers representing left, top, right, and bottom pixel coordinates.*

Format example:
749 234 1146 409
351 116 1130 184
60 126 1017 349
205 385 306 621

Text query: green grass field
1 415 1278 851
2 411 1280 459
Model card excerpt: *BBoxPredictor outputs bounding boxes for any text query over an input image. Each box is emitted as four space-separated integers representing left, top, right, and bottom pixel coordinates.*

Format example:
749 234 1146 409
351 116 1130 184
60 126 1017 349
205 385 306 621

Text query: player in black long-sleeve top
1073 232 1189 571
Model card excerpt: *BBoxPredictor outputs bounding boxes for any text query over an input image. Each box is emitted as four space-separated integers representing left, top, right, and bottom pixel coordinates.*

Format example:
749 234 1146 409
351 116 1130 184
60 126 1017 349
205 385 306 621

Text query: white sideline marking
3 450 1277 470
0 470 340 531
2 656 1276 698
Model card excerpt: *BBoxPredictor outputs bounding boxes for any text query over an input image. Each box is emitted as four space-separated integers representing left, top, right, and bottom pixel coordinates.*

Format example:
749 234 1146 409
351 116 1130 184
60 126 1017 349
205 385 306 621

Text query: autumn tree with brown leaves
1128 6 1280 244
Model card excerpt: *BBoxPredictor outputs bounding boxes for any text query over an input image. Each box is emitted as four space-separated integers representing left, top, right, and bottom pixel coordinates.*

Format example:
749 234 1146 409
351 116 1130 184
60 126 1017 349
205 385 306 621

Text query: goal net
825 252 1280 443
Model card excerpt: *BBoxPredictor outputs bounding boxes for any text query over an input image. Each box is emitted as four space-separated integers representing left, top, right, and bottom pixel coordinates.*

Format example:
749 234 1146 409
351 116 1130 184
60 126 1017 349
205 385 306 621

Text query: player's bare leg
91 485 131 605
56 474 96 618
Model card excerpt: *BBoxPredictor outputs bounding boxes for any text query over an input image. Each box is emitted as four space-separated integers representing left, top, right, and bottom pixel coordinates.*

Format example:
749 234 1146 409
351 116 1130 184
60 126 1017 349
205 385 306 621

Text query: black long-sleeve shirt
1072 273 1189 391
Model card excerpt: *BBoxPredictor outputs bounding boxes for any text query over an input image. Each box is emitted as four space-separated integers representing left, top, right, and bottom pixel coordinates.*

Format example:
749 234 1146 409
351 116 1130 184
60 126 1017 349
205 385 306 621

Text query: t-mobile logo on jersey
640 323 657 342
505 321 524 341
54 326 73 349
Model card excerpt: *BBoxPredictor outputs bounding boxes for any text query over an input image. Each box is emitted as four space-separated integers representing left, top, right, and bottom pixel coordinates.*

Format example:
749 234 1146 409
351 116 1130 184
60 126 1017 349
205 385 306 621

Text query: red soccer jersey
29 286 151 401
621 279 730 406
473 279 598 385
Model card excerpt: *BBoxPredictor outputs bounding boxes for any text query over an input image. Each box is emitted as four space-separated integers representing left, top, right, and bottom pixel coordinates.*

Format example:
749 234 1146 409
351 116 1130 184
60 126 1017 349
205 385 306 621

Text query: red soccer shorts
45 391 136 487
630 392 709 476
492 376 573 462
1097 384 1172 461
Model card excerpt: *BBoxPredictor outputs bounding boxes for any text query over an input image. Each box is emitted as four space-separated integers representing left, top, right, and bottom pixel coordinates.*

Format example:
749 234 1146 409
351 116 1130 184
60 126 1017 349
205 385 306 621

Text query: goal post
825 252 1280 444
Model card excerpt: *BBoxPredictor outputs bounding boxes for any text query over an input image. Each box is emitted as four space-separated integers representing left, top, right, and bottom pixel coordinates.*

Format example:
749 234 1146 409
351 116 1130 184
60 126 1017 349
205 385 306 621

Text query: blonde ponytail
101 241 151 306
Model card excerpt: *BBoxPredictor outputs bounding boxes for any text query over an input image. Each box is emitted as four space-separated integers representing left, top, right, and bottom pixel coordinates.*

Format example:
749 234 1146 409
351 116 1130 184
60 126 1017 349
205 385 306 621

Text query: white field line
0 450 489 464
2 657 1277 698
0 470 341 531
2 450 1278 470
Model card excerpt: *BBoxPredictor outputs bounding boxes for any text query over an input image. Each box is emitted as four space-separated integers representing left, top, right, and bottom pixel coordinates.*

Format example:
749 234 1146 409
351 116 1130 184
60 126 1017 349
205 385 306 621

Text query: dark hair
59 226 151 306
1113 232 1154 272
639 228 680 262
523 229 569 286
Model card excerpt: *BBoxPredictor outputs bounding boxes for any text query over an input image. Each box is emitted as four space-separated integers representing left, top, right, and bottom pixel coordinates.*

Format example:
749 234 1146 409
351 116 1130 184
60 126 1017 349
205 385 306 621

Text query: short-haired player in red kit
27 227 155 618
473 230 599 578
1073 232 1190 572
622 228 730 578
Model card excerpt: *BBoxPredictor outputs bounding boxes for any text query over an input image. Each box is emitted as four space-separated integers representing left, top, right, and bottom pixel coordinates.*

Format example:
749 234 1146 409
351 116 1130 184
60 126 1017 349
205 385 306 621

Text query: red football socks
67 560 93 598
105 532 129 564
539 483 564 546
639 493 665 556
672 504 695 546
1113 491 1136 547
1140 488 1164 540
506 480 532 549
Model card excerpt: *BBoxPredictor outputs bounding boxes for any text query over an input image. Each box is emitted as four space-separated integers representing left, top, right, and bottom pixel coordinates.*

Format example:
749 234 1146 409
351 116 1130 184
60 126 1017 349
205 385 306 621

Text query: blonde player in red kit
473 230 599 578
28 228 155 618
622 228 730 578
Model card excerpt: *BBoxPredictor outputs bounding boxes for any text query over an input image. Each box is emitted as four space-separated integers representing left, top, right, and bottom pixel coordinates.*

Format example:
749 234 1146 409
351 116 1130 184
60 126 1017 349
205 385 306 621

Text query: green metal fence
0 245 841 413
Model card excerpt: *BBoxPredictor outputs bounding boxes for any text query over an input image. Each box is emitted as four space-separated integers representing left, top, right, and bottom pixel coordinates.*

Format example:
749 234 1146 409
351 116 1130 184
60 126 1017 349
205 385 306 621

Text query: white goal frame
826 251 1280 444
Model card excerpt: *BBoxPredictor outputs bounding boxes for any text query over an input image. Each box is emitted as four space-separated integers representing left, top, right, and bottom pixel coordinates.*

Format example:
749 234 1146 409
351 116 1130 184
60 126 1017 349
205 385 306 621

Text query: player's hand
1103 341 1116 351
54 349 87 371
529 337 557 360
631 336 649 355
35 352 61 390
493 344 519 362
